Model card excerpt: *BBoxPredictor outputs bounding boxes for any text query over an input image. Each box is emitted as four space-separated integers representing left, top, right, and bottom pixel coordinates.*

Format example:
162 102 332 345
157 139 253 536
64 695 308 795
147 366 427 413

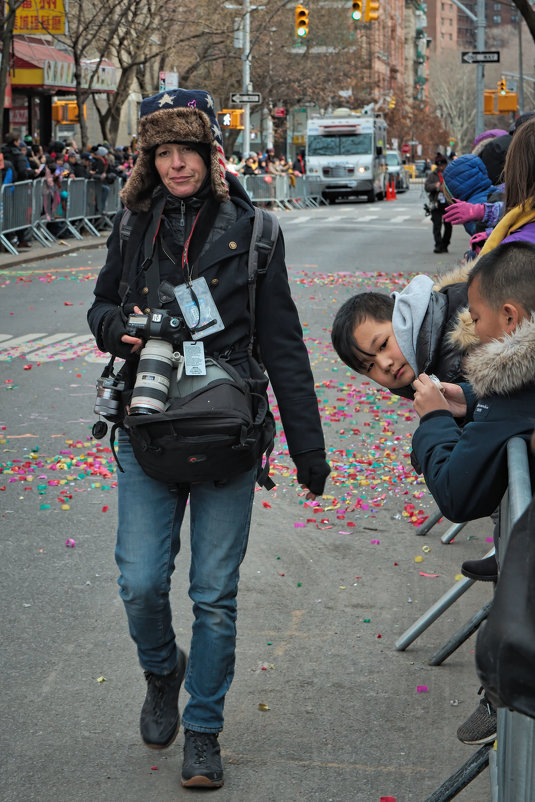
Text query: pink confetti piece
417 685 429 693
419 572 439 577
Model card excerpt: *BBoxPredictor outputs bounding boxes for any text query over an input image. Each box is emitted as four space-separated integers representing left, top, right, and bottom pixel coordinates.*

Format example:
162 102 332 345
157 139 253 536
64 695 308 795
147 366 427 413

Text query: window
493 14 501 23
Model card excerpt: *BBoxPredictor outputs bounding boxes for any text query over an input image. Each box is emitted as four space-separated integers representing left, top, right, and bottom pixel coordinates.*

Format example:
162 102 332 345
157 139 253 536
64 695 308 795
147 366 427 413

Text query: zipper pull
180 201 185 228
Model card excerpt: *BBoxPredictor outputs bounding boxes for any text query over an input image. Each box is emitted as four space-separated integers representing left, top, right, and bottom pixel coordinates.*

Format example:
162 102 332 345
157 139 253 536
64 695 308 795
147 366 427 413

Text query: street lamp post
242 0 252 157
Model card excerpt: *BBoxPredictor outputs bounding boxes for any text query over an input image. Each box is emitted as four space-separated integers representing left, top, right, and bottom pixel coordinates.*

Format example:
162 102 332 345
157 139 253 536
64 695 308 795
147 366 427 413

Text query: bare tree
55 0 131 149
429 57 478 152
0 0 26 145
512 0 535 43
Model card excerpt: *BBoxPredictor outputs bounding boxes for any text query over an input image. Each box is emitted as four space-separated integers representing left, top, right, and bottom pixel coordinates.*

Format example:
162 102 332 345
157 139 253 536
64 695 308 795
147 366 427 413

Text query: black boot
140 649 187 749
461 554 498 582
181 729 224 788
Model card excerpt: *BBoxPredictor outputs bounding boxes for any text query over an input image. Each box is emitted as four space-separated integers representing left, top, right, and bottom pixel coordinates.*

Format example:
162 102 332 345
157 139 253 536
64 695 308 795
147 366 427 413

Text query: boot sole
457 732 497 746
181 775 224 788
142 719 179 750
461 569 497 582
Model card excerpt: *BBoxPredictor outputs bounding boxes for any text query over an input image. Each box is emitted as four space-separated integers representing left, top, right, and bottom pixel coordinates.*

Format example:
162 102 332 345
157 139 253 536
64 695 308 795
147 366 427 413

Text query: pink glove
443 199 485 225
469 231 488 254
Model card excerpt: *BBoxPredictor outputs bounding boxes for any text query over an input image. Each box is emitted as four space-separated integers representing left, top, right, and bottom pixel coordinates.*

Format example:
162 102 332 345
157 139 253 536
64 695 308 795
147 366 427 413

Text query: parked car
414 159 430 177
386 150 410 192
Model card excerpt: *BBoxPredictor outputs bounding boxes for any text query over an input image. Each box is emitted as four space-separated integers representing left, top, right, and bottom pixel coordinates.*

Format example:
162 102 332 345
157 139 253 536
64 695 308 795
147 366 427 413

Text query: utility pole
450 0 486 136
242 0 252 157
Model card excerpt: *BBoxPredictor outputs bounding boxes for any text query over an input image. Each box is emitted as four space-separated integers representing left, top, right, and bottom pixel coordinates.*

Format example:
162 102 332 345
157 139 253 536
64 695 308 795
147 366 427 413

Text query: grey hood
391 275 434 375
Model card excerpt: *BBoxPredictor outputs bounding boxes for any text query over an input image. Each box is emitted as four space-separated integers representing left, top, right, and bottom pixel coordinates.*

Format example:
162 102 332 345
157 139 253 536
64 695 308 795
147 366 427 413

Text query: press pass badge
174 278 224 340
183 341 206 376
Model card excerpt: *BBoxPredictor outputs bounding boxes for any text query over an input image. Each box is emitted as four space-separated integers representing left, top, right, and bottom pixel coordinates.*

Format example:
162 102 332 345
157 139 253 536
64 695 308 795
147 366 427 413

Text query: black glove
293 450 331 496
100 306 138 361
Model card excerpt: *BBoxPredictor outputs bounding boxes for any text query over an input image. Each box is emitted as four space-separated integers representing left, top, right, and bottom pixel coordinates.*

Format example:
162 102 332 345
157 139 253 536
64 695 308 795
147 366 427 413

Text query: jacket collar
465 314 535 397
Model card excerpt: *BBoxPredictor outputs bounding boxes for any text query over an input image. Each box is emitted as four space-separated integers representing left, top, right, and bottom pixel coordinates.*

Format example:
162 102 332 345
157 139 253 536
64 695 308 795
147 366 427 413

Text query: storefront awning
10 37 117 92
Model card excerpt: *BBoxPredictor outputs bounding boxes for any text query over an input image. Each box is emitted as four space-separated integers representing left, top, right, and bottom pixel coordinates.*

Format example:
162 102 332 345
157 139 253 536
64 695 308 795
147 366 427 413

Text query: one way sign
230 92 262 104
461 51 500 64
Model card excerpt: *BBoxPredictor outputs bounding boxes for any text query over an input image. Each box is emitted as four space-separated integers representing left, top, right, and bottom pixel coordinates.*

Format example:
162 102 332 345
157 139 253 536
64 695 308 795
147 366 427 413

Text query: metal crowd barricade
100 179 122 227
422 437 533 801
63 178 100 237
304 175 328 205
492 437 534 802
0 180 35 254
30 178 57 247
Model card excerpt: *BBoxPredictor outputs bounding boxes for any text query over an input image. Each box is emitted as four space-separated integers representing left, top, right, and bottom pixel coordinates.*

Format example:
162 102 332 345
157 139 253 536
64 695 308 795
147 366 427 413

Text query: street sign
230 92 262 104
461 51 500 64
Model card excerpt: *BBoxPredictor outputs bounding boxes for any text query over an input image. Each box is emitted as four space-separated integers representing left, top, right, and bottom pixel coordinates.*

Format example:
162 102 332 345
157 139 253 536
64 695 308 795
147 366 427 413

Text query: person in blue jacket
442 154 497 237
411 240 535 524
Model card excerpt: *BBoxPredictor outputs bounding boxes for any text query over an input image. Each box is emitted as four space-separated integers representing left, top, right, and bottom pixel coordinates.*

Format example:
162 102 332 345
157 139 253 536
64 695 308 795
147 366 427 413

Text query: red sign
401 144 411 154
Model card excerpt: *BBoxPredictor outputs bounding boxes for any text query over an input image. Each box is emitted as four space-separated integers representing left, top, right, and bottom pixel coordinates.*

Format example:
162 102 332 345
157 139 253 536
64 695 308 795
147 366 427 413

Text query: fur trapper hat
120 88 229 211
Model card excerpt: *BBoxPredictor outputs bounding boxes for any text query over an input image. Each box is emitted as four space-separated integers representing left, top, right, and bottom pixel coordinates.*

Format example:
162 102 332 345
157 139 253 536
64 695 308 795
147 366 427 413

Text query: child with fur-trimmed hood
412 241 535 523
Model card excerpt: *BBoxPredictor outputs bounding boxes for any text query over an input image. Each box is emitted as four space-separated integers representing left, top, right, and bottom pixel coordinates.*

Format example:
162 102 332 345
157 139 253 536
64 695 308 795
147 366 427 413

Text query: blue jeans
115 434 257 733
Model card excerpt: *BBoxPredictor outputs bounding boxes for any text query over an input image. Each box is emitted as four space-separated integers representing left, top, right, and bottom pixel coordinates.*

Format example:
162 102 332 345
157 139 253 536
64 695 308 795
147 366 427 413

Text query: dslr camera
94 368 126 422
126 309 186 416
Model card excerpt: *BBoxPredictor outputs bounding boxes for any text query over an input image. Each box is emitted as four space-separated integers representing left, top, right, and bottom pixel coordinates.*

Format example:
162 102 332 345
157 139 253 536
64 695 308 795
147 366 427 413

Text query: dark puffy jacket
479 134 511 185
443 154 497 235
2 144 32 182
412 315 535 522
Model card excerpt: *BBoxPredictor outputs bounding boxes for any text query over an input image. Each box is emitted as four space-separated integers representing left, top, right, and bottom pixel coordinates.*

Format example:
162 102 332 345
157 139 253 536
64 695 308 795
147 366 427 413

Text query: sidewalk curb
0 236 105 270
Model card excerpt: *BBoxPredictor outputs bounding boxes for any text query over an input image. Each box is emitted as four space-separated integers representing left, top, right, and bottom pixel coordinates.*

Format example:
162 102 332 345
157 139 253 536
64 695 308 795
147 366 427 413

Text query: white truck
306 109 387 203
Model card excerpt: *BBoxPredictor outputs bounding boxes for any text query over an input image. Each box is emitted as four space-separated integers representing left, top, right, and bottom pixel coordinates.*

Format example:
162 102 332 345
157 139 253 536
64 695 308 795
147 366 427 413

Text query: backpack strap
119 208 133 257
247 207 279 358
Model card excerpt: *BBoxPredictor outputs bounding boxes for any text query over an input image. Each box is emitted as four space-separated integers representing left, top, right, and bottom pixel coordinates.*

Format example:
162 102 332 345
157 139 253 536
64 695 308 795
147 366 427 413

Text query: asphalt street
1 189 494 801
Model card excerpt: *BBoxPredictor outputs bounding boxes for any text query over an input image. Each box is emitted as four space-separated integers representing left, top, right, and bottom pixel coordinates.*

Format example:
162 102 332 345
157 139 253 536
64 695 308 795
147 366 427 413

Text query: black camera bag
123 357 275 486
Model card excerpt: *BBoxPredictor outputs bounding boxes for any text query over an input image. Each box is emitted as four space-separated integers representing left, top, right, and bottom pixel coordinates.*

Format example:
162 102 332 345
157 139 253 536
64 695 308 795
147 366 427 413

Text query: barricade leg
395 577 475 651
441 522 467 544
428 599 493 666
423 743 492 802
416 508 444 536
0 234 19 255
395 548 494 651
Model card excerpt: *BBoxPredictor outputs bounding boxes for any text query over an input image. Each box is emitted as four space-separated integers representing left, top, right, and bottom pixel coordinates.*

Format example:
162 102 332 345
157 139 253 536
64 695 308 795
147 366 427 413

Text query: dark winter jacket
1 143 32 182
411 315 535 522
479 134 511 186
87 173 325 457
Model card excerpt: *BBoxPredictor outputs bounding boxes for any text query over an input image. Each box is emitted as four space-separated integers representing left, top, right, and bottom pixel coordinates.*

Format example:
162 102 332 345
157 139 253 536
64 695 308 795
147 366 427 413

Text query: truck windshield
308 133 373 157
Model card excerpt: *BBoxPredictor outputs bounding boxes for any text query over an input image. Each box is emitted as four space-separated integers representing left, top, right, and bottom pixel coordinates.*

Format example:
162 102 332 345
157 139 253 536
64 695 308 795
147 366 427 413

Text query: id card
183 341 206 376
174 277 225 340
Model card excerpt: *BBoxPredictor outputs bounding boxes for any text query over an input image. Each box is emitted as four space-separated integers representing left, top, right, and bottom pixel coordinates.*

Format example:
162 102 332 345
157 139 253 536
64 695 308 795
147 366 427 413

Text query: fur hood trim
433 264 480 352
433 263 472 291
465 314 535 397
121 90 229 211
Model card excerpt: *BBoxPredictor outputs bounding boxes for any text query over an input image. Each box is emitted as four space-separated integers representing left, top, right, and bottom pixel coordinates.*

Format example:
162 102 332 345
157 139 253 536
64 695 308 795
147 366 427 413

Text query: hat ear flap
119 151 158 212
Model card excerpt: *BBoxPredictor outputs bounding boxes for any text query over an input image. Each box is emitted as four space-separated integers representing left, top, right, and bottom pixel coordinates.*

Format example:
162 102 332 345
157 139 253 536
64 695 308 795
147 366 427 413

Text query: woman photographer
87 88 329 789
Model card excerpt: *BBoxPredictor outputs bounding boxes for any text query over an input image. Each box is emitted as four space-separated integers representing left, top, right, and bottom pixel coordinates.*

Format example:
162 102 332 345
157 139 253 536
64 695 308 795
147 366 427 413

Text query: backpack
96 205 280 489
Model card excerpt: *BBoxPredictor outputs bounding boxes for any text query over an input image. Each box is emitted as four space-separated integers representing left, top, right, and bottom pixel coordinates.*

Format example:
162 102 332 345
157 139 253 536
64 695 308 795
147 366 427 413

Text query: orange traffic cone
386 181 392 200
391 180 397 200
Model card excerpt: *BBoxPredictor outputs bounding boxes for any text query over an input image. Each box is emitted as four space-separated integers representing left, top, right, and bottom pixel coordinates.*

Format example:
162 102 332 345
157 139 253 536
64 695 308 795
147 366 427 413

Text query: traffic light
484 91 495 115
388 97 396 109
351 0 362 20
295 4 309 37
364 0 379 22
498 78 507 94
217 109 244 129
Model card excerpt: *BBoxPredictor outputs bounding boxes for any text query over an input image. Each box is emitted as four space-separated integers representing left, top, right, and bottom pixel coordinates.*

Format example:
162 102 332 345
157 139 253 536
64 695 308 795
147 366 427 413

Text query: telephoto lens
129 340 176 415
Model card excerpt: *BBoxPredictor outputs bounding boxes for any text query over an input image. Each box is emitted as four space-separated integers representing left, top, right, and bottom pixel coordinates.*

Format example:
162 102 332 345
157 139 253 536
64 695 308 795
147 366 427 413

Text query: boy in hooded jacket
331 266 477 401
411 240 535 746
411 241 535 524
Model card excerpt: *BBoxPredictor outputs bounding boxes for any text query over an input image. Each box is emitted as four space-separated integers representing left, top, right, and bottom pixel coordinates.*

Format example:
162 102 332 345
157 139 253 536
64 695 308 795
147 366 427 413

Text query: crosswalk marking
0 333 108 363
